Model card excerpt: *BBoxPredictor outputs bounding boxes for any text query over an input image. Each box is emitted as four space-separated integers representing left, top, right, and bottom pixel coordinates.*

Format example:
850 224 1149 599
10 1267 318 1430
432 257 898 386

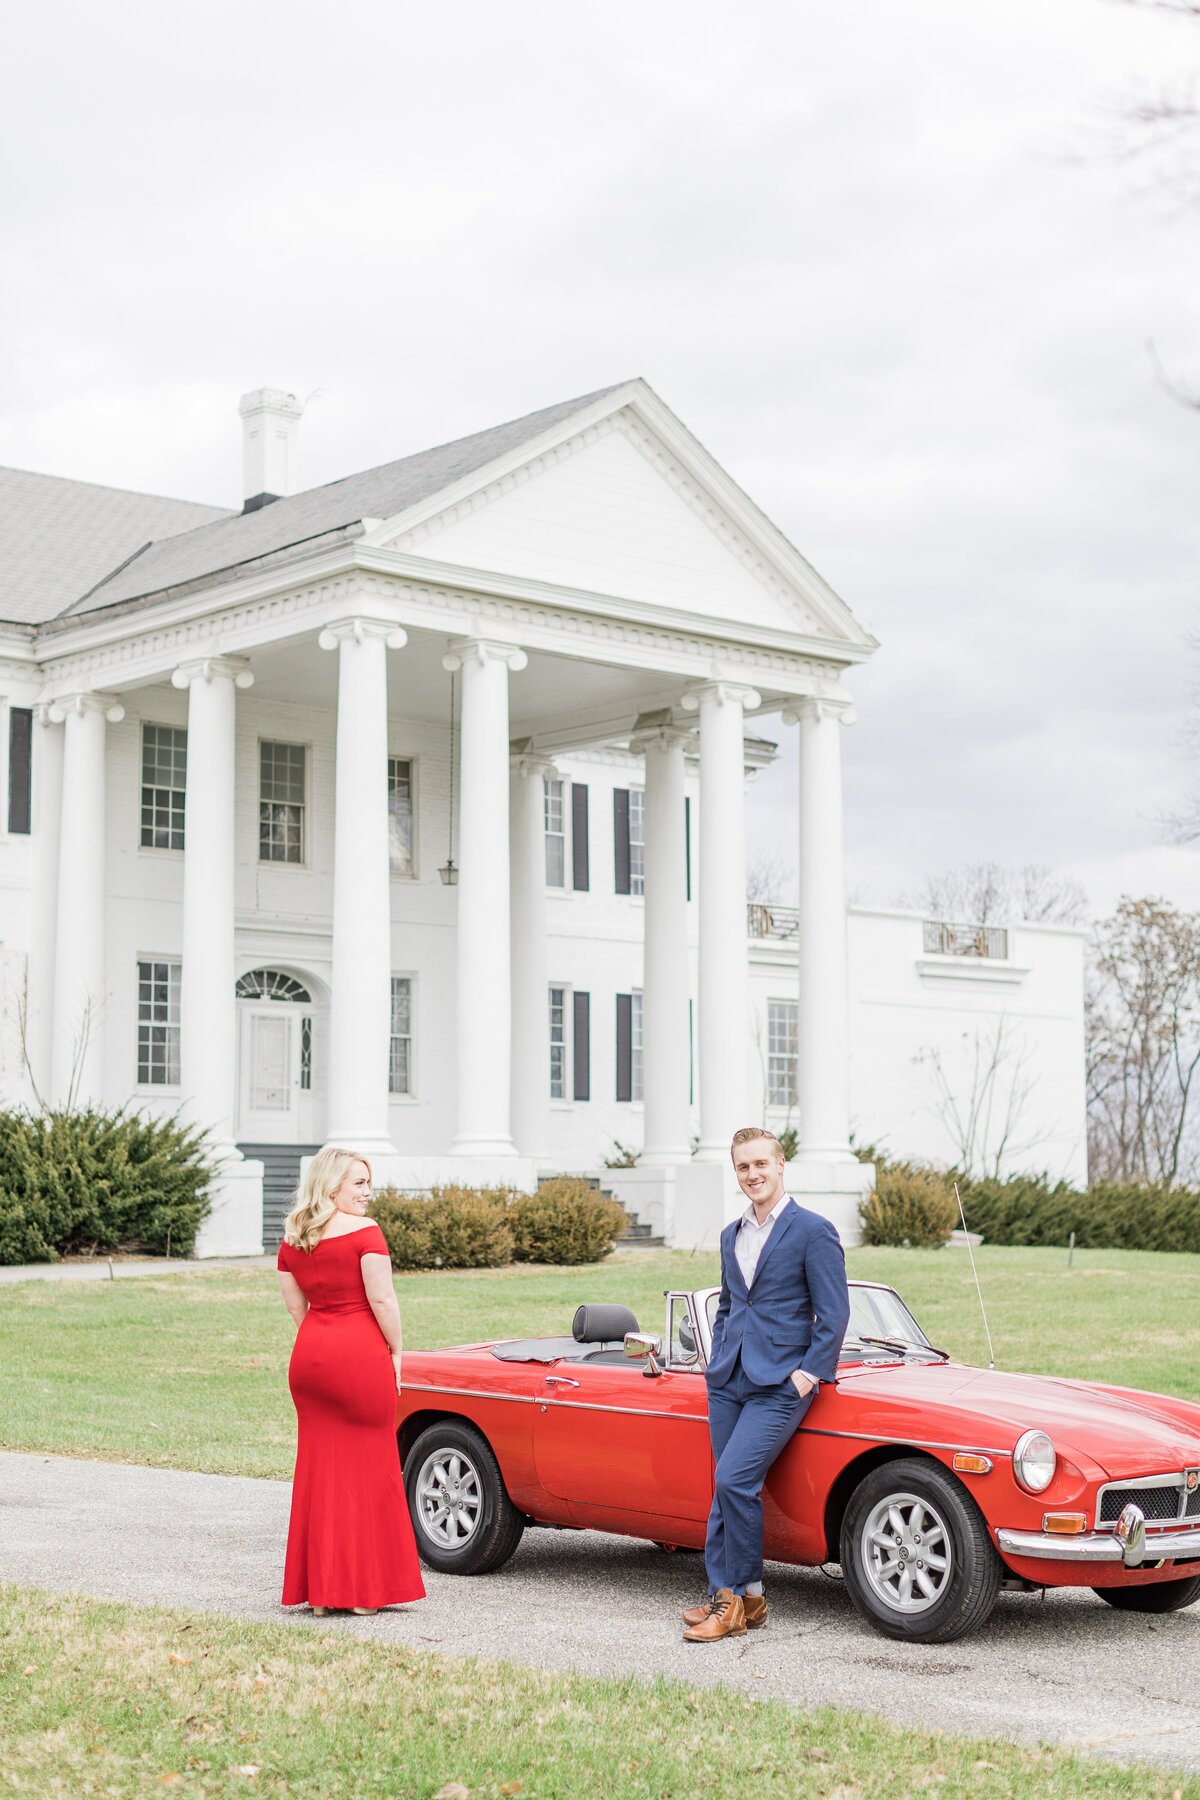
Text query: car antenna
953 1181 996 1370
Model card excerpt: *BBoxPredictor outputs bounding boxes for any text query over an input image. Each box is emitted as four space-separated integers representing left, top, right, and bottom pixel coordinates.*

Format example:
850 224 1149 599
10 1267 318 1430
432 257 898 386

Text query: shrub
510 1179 629 1265
955 1172 1200 1254
0 1107 211 1264
859 1162 958 1249
371 1186 515 1271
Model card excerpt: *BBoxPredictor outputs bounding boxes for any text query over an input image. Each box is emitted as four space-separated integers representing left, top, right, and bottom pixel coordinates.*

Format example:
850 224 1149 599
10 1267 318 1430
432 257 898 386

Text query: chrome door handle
544 1375 580 1389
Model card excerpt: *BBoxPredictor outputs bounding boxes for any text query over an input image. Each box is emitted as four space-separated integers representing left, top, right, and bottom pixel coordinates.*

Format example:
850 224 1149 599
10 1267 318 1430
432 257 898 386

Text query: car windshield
702 1283 933 1358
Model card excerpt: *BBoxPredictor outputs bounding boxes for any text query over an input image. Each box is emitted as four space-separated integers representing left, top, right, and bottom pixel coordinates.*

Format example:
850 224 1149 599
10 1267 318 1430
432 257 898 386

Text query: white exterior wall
0 680 1088 1192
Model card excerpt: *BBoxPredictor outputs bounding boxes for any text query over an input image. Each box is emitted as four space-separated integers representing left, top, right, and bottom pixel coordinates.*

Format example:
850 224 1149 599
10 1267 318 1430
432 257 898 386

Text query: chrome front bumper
997 1503 1200 1568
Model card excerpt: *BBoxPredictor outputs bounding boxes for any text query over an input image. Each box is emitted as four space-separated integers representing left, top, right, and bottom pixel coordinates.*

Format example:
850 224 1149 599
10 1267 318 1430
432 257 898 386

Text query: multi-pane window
388 757 414 874
549 985 567 1099
629 787 645 896
141 724 187 850
544 778 565 888
631 991 644 1102
767 999 799 1107
389 976 413 1095
259 741 306 863
137 959 181 1085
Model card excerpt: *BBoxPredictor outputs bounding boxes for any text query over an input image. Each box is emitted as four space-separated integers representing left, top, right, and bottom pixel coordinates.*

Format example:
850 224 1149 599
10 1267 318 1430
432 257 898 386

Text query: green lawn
1 1584 1192 1800
1 1245 1198 1479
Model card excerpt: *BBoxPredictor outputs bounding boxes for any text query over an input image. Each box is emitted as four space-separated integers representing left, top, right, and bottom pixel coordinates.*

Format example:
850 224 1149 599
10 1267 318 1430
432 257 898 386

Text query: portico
7 379 879 1254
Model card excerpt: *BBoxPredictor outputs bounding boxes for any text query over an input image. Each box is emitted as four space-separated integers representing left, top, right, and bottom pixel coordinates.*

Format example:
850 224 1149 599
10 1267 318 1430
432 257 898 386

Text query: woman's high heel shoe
312 1606 328 1616
351 1607 378 1616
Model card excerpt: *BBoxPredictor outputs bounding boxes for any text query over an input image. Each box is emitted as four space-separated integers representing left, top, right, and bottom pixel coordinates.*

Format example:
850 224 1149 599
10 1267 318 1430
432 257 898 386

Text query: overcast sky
3 0 1198 922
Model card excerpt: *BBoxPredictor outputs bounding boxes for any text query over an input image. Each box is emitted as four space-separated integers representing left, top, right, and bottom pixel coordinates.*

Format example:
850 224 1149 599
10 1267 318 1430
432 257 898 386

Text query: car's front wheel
404 1420 525 1576
841 1456 1002 1643
1094 1575 1200 1614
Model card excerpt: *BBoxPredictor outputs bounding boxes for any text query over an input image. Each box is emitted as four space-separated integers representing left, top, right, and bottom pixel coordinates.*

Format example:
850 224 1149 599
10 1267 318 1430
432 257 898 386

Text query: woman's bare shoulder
317 1219 385 1244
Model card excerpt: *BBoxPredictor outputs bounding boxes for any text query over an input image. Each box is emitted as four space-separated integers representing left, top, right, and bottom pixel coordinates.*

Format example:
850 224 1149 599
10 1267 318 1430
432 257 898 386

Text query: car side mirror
624 1331 663 1377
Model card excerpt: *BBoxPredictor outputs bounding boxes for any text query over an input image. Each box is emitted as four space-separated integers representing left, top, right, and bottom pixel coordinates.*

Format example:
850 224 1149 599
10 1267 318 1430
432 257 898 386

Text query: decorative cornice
443 635 528 674
171 655 254 691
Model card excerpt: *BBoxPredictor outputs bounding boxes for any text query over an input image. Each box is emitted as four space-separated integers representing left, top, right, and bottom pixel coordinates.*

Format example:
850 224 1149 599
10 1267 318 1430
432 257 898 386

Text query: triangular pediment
362 384 874 651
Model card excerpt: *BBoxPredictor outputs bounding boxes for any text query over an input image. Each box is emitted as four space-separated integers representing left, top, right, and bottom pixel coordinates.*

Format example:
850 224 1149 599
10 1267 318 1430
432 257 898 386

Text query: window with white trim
549 984 568 1099
137 959 181 1085
388 757 414 874
767 998 799 1107
389 976 413 1095
544 777 565 888
629 787 645 896
141 724 187 850
259 740 306 863
631 990 644 1102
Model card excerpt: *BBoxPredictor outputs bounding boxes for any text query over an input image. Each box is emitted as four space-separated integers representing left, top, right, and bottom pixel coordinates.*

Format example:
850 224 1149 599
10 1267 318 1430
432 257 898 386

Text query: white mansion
0 382 1087 1253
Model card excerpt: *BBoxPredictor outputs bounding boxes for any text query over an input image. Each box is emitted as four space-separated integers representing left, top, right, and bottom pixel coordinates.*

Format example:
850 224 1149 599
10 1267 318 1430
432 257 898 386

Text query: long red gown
277 1223 425 1609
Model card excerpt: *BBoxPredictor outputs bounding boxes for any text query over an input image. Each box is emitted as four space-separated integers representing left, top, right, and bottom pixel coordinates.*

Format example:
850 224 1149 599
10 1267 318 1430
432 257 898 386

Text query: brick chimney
238 388 303 513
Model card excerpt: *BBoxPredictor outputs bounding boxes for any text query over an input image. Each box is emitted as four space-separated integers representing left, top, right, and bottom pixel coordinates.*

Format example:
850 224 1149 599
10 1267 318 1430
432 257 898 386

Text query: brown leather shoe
682 1588 746 1641
682 1592 767 1629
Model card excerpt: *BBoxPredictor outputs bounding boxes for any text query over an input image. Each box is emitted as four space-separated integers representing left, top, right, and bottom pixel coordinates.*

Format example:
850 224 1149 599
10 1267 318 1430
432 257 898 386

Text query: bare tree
898 862 1088 926
915 1015 1054 1177
746 853 795 907
1087 895 1200 1183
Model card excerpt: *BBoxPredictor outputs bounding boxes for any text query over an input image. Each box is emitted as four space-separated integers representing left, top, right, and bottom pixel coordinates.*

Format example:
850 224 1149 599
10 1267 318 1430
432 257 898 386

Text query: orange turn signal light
1041 1512 1088 1535
952 1453 993 1475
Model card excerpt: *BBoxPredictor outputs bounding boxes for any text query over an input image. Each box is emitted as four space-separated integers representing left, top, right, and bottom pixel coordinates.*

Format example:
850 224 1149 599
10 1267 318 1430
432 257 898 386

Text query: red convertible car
396 1280 1200 1643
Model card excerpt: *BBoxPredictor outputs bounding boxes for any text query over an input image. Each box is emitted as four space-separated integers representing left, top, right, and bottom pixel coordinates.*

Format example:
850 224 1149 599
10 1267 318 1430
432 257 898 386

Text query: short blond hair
730 1126 785 1162
283 1147 373 1252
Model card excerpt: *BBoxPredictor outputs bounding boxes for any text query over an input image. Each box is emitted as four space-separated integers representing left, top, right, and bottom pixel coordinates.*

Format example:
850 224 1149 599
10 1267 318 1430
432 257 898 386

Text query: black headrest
572 1303 639 1344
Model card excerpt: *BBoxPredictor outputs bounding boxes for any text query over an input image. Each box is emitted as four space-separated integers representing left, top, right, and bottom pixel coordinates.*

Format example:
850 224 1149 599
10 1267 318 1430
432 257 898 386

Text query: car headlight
1012 1429 1056 1494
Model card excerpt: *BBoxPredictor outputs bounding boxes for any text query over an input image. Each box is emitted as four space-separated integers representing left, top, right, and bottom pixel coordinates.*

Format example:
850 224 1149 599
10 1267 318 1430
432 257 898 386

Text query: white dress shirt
734 1194 818 1392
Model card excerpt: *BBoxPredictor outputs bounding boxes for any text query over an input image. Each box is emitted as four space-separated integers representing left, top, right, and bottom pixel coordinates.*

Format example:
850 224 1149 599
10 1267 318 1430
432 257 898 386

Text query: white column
633 720 693 1164
172 656 254 1151
784 694 857 1163
681 679 760 1161
443 636 528 1156
49 692 124 1106
510 744 555 1161
318 611 407 1153
26 705 64 1103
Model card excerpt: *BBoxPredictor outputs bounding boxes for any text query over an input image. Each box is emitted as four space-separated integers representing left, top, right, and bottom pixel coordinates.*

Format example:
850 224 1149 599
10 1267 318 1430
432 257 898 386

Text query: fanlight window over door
236 970 313 1004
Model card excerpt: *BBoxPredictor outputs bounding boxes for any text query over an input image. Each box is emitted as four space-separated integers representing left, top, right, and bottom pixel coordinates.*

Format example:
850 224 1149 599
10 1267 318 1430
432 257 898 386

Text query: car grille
1098 1481 1200 1525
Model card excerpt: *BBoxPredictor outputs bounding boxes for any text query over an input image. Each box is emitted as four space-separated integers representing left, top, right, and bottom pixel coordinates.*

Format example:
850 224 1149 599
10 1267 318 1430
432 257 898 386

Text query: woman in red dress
276 1147 425 1614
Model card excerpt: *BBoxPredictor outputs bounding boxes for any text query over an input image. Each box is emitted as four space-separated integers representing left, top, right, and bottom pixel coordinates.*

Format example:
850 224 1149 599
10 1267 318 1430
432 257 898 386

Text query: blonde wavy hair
283 1147 373 1252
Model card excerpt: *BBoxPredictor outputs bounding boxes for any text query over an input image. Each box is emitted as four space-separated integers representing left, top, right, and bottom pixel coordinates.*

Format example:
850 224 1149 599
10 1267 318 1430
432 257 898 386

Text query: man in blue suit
682 1126 850 1641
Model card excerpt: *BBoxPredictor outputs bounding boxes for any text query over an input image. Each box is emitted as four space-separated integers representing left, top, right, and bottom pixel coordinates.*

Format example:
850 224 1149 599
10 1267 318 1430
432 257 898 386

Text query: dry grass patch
1 1584 1194 1799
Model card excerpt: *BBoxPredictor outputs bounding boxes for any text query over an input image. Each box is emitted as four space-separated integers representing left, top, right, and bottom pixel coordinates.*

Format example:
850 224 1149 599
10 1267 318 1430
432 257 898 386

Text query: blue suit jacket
707 1198 850 1390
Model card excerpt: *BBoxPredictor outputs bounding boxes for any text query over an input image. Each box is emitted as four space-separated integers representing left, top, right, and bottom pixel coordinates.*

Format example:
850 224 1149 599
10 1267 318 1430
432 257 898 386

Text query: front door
237 1004 300 1140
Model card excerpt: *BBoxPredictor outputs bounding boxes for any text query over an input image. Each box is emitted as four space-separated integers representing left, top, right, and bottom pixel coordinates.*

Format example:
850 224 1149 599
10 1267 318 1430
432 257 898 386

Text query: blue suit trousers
703 1355 813 1594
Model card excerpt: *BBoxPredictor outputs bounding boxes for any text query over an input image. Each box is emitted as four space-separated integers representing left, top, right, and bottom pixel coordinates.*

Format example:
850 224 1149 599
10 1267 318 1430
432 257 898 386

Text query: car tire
404 1420 525 1576
1093 1575 1200 1614
841 1456 1003 1644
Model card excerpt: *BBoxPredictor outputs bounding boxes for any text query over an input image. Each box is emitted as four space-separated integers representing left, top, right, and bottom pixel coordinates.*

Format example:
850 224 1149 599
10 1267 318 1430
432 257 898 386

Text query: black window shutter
8 707 32 835
571 782 590 891
615 993 633 1102
684 795 692 902
613 788 631 894
573 991 591 1101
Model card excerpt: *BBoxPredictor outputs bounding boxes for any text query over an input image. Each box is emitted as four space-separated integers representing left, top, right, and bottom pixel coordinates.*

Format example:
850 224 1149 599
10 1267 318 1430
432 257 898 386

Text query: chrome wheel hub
861 1491 952 1614
417 1447 483 1548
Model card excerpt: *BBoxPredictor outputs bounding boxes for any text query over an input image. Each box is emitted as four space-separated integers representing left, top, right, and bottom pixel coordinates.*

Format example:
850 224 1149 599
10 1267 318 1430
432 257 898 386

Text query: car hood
954 1368 1200 1479
836 1362 1200 1479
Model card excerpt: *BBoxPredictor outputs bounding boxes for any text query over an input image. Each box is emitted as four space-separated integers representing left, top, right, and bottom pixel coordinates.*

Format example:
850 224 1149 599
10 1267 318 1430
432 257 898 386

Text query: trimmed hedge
857 1157 1200 1254
371 1179 628 1271
0 1107 212 1265
955 1174 1200 1254
860 1163 958 1249
510 1179 628 1265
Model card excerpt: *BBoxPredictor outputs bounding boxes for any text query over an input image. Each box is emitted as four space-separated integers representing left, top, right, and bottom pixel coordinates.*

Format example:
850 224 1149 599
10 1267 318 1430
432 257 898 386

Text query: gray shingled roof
51 382 631 625
0 467 231 627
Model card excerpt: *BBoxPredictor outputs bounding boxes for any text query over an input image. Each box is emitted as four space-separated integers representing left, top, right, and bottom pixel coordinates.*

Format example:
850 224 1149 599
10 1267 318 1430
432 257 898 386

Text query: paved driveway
2 1449 1198 1772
